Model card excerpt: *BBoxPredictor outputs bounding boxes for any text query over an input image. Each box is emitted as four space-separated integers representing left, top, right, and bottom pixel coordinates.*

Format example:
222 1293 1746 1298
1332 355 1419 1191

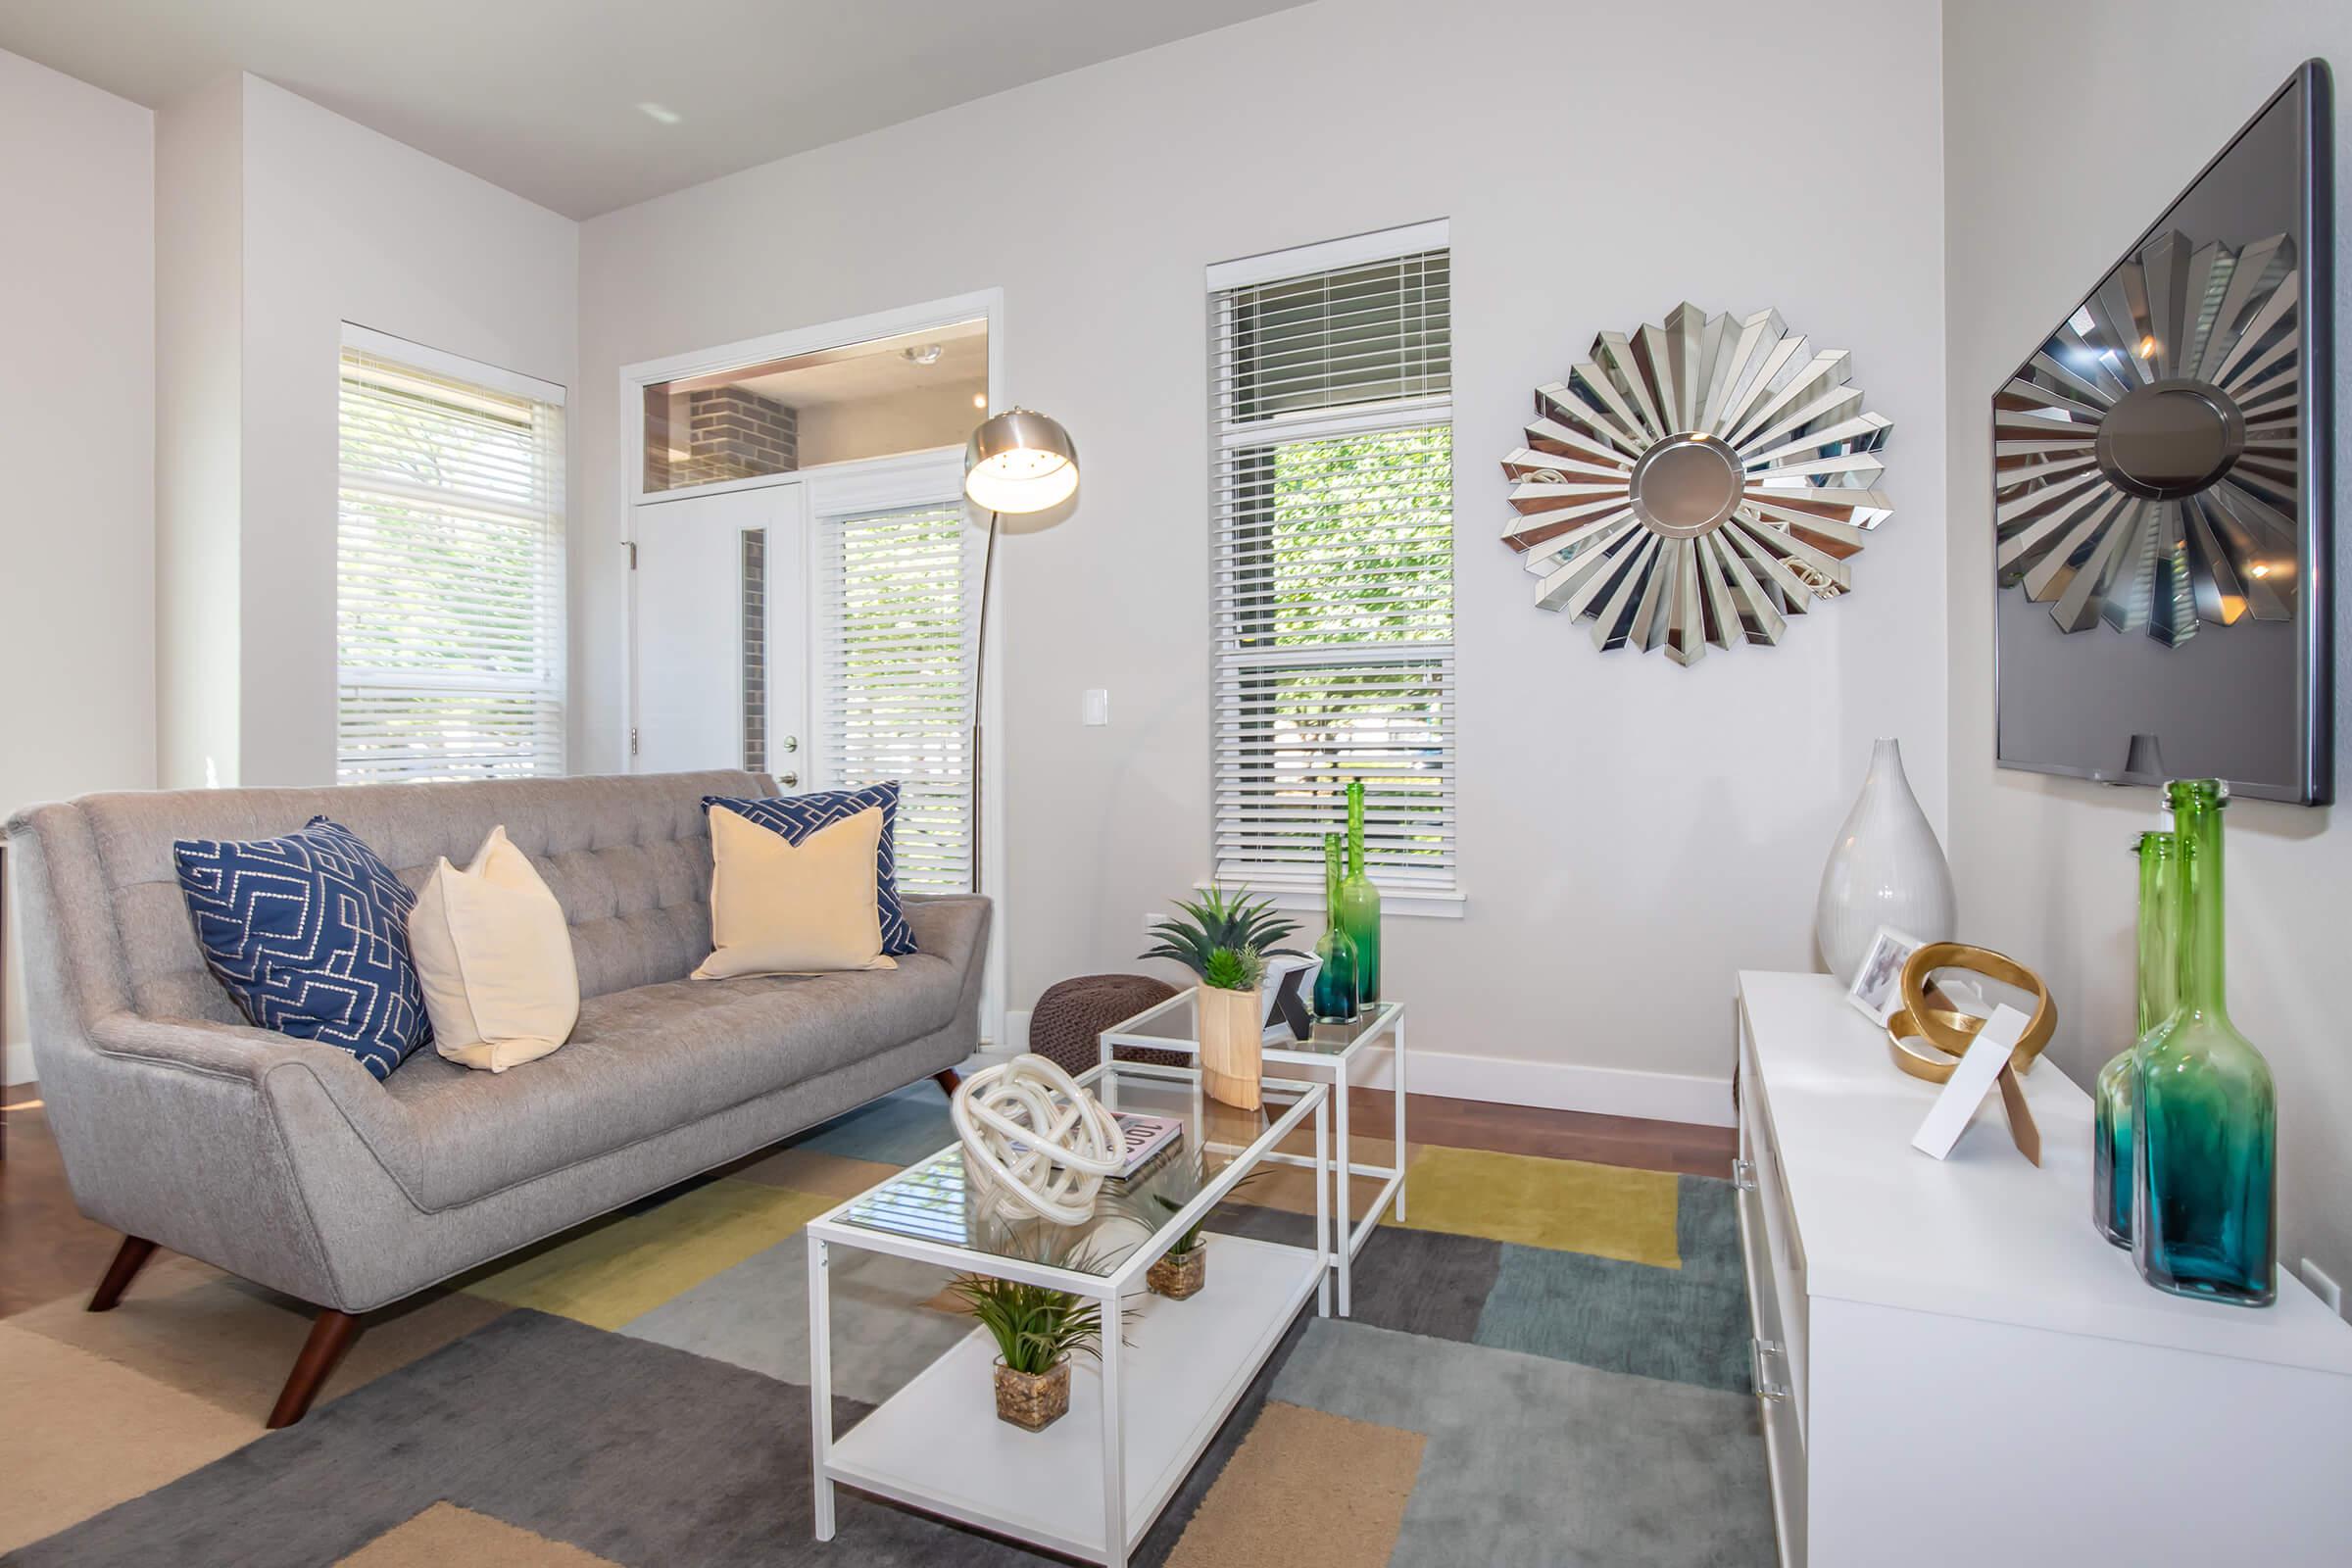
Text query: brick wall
676 386 799 486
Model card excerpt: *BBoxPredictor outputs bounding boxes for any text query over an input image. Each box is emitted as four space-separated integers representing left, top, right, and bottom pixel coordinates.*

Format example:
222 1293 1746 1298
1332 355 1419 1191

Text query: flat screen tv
1992 61 2334 804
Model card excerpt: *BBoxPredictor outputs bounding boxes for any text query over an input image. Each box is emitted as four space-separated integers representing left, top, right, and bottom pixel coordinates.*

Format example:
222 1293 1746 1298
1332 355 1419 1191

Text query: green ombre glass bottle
2131 780 2276 1306
1337 779 1382 1004
2092 830 2180 1248
1312 834 1361 1024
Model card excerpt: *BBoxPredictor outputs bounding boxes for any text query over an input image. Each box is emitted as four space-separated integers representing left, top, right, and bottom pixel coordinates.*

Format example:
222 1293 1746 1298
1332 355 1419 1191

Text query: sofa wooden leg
88 1235 158 1312
933 1068 961 1098
268 1309 361 1429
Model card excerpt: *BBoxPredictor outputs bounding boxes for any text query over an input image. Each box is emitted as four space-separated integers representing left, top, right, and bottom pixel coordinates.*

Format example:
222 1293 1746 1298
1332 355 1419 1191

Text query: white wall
0 48 156 1084
155 72 242 792
578 0 1950 1116
155 74 580 789
1943 5 2352 1291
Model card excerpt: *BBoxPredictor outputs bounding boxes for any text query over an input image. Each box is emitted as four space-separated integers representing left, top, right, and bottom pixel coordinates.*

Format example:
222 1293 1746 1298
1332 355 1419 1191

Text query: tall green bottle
2131 780 2276 1305
2092 831 2180 1247
1311 834 1361 1024
1336 779 1382 1004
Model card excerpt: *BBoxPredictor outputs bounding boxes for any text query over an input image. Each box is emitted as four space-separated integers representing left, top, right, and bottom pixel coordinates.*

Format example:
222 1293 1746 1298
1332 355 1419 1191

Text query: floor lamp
961 409 1079 896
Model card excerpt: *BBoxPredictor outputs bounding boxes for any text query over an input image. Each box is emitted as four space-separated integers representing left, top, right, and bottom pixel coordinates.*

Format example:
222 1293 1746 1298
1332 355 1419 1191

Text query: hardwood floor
0 1078 1737 1321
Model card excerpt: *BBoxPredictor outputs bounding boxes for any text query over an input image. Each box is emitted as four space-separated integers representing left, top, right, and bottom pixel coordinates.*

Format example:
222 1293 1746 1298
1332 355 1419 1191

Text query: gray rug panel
1212 1202 1502 1344
0 1309 1041 1568
619 1234 972 1406
1271 1317 1776 1568
784 1084 956 1166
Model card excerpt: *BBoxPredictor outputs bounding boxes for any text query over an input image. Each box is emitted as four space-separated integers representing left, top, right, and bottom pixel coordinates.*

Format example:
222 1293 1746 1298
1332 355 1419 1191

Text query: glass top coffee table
805 1060 1331 1568
1100 994 1406 1317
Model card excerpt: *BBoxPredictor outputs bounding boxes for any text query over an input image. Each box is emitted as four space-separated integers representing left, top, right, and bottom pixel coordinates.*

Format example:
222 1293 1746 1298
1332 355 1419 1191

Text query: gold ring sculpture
1891 944 2055 1080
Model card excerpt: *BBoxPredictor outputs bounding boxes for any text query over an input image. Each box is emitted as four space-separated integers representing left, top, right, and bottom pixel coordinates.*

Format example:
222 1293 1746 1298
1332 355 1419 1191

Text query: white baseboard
1349 1044 1735 1128
999 1008 1031 1055
4 1040 33 1089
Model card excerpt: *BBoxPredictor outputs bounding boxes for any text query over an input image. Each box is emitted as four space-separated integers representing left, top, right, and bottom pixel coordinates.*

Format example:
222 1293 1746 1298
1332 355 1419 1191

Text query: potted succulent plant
1142 886 1300 1110
1143 1160 1259 1300
947 1267 1110 1433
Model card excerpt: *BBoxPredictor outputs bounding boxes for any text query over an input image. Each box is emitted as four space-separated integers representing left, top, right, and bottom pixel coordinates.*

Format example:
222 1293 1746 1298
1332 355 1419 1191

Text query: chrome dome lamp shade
1499 302 1893 666
964 408 1079 514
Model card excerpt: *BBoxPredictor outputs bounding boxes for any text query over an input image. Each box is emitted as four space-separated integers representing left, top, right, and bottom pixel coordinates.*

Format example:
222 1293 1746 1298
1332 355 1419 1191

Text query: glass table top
834 1063 1322 1276
1104 992 1400 1060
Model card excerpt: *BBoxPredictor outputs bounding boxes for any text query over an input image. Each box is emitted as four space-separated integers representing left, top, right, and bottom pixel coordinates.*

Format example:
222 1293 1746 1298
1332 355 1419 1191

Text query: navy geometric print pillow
704 782 918 956
172 816 430 1081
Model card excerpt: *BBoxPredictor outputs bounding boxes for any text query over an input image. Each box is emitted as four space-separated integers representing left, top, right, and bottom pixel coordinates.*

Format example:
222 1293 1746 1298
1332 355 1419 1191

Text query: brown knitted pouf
1026 973 1191 1076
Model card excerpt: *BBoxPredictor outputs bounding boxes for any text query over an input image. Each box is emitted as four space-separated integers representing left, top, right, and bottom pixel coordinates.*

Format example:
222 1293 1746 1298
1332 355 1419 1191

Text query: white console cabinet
1735 971 2352 1567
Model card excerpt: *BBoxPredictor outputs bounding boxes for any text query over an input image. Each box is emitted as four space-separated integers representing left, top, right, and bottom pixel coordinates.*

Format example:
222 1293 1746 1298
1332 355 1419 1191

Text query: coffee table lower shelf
821 1233 1321 1564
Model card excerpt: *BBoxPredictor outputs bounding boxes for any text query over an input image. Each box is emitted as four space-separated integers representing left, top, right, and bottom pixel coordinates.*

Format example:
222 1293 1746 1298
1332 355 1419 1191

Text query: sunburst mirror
1499 303 1892 665
1994 228 2300 645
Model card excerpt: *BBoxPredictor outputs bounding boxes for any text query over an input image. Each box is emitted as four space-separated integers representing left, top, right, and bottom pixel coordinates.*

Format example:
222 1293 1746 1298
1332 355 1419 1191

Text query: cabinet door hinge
629 726 640 757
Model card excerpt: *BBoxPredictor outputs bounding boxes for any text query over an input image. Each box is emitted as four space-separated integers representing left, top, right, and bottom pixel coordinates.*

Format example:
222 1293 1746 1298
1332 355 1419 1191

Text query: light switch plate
1082 689 1110 725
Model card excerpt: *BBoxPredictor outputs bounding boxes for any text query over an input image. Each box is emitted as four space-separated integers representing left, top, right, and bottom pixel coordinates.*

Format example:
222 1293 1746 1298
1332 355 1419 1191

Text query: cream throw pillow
695 804 898 980
409 825 580 1072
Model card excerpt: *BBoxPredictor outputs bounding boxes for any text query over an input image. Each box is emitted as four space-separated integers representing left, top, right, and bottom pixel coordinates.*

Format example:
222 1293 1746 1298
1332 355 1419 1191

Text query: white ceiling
0 0 1309 219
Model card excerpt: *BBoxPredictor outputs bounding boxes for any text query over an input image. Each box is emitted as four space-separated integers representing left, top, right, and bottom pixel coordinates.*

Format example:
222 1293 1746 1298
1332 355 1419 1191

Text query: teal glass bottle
1311 834 1360 1024
2092 830 2180 1248
2131 780 2276 1306
1336 779 1382 1005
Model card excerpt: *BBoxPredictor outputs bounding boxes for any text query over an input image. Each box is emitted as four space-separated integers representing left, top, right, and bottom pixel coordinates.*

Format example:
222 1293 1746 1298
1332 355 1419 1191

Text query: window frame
335 322 568 786
1204 224 1463 918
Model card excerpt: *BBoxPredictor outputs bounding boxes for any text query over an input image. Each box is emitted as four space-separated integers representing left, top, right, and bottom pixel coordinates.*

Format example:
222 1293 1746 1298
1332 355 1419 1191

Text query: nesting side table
1099 995 1406 1316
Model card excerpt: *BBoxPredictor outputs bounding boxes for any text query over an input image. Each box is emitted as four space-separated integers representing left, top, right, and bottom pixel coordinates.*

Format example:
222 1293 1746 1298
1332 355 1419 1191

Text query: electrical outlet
2300 1257 2344 1317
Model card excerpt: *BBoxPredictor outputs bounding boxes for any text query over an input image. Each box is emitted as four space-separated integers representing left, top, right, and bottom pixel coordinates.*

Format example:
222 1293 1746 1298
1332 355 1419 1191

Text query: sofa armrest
903 893 990 976
89 1010 364 1083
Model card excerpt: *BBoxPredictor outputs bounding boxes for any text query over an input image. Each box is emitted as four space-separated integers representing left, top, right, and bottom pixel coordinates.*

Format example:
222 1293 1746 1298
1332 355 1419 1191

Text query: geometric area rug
1 1085 1773 1567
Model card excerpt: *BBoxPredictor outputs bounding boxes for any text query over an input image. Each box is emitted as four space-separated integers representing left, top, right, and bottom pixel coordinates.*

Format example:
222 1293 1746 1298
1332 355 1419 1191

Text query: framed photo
1845 925 1927 1026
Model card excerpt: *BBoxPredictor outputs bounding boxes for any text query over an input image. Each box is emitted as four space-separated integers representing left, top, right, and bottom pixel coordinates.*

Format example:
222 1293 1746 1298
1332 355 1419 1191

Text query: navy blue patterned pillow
704 783 917 956
172 816 430 1081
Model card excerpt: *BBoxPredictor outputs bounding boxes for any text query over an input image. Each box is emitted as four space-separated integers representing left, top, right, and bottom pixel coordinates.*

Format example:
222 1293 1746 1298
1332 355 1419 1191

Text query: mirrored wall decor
1500 303 1892 665
1993 61 2334 804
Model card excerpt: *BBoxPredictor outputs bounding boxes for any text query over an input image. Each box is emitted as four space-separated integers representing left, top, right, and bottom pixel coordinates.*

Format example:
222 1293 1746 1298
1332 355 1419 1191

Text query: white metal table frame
804 1061 1330 1568
1099 998 1404 1318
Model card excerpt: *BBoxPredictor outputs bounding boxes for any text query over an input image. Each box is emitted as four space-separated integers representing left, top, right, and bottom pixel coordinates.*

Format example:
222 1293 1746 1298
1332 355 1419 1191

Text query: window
1208 225 1457 904
336 328 567 784
815 501 982 892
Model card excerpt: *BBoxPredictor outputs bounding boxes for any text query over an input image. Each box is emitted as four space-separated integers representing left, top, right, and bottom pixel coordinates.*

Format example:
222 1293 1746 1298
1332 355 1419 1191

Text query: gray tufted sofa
4 769 989 1424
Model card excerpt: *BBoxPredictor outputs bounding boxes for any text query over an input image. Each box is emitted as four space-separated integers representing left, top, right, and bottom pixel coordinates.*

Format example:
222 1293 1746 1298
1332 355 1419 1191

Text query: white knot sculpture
952 1054 1125 1225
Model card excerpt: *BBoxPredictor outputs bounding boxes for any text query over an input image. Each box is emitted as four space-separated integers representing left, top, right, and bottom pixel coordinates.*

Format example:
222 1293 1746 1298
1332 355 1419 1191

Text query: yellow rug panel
1388 1145 1681 1265
464 1179 834 1329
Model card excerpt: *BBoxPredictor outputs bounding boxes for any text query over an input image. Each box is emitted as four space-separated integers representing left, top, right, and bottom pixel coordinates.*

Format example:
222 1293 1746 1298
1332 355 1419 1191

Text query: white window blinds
1210 238 1457 899
816 502 982 893
336 336 566 784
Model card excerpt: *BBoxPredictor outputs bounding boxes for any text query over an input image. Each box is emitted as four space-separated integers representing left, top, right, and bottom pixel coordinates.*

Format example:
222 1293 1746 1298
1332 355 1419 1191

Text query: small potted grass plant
1143 886 1299 1110
948 1267 1109 1432
1143 1158 1258 1300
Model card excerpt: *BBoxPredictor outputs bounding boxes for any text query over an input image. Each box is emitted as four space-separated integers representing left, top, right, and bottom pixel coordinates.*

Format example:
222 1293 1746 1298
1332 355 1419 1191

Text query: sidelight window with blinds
336 327 567 784
815 501 983 893
1208 223 1458 906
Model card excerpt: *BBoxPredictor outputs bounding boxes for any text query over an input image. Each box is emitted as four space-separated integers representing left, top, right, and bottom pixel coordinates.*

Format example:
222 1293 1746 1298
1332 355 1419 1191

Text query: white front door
629 482 807 778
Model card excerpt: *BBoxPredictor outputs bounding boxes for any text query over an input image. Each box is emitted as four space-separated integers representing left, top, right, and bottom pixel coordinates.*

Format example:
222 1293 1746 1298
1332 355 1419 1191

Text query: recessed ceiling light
638 103 682 125
902 344 943 367
972 393 988 409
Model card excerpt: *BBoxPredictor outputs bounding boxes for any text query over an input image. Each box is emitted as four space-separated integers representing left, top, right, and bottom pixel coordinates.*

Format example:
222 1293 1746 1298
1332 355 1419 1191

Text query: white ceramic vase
1814 738 1956 982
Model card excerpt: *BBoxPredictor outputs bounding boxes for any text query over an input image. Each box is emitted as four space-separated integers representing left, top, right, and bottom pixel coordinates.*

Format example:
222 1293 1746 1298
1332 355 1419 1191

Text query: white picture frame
1845 924 1927 1026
